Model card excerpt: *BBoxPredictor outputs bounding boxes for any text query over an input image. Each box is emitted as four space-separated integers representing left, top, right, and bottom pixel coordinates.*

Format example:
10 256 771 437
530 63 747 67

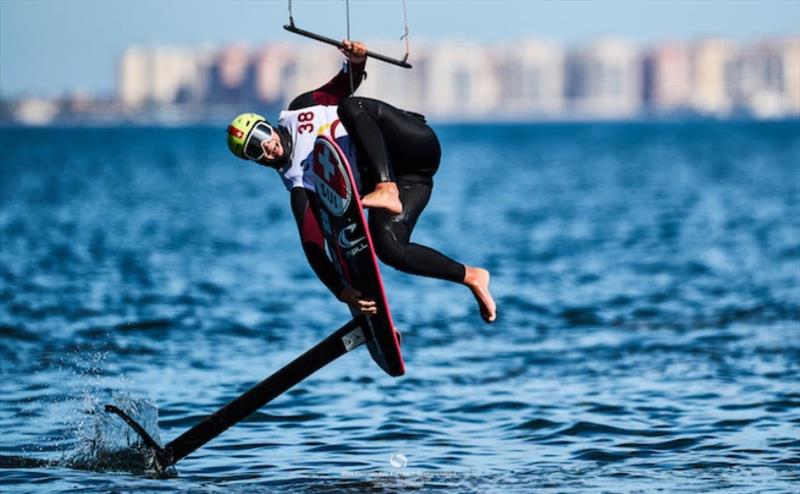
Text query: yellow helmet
227 112 267 159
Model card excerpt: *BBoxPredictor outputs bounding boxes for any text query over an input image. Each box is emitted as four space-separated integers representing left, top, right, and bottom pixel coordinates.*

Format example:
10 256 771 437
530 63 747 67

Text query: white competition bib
277 105 357 192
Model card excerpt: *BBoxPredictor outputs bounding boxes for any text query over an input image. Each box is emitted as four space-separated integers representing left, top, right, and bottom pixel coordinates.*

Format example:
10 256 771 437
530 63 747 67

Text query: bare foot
464 266 497 323
361 182 402 214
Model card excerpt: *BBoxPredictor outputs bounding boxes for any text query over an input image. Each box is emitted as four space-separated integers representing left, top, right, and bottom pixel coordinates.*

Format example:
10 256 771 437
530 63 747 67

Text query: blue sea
1 122 798 493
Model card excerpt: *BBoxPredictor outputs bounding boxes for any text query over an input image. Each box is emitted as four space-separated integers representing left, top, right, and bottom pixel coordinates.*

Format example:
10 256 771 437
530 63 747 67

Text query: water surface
1 122 798 492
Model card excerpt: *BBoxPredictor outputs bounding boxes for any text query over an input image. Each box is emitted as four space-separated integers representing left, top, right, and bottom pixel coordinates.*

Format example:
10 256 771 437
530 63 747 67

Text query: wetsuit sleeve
290 187 345 298
288 60 366 110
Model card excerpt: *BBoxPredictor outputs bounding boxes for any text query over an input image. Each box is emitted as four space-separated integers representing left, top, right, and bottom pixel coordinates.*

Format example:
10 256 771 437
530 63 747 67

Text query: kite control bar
284 20 412 69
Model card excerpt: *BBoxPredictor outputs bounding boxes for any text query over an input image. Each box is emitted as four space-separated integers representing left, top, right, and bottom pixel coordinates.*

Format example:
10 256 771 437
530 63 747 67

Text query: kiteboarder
226 41 496 323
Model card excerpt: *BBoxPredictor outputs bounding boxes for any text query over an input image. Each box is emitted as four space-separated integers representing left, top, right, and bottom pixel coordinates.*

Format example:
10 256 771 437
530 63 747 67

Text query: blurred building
254 43 297 104
421 41 501 119
567 38 641 118
688 38 736 116
280 44 342 107
783 38 800 115
118 46 209 109
357 40 425 113
731 38 800 118
12 98 60 125
643 42 691 114
207 44 257 105
494 40 566 118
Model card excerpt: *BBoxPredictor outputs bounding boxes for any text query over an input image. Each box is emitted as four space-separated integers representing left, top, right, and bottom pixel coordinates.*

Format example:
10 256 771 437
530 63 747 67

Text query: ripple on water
557 421 673 438
1 123 799 492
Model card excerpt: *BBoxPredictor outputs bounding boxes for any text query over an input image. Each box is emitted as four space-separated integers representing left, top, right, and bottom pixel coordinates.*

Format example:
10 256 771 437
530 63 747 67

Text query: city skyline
1 0 799 98
6 34 798 125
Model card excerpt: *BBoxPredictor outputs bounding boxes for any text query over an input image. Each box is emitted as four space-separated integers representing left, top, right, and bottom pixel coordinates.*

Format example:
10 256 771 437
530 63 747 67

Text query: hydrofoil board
310 135 405 377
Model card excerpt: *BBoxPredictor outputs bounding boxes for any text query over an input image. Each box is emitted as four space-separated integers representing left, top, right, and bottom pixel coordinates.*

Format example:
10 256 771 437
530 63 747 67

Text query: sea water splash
1 344 163 474
0 122 798 492
61 393 162 473
0 390 162 475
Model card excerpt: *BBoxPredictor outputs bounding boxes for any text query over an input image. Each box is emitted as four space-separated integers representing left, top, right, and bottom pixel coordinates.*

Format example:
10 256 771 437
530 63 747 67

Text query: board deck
310 135 405 377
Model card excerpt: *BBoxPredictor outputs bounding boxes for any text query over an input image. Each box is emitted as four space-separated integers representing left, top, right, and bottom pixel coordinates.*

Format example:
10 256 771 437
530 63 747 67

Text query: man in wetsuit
226 41 496 323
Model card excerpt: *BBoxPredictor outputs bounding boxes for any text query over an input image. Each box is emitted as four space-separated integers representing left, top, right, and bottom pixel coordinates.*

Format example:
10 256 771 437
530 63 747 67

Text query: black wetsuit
338 97 466 284
286 66 465 302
